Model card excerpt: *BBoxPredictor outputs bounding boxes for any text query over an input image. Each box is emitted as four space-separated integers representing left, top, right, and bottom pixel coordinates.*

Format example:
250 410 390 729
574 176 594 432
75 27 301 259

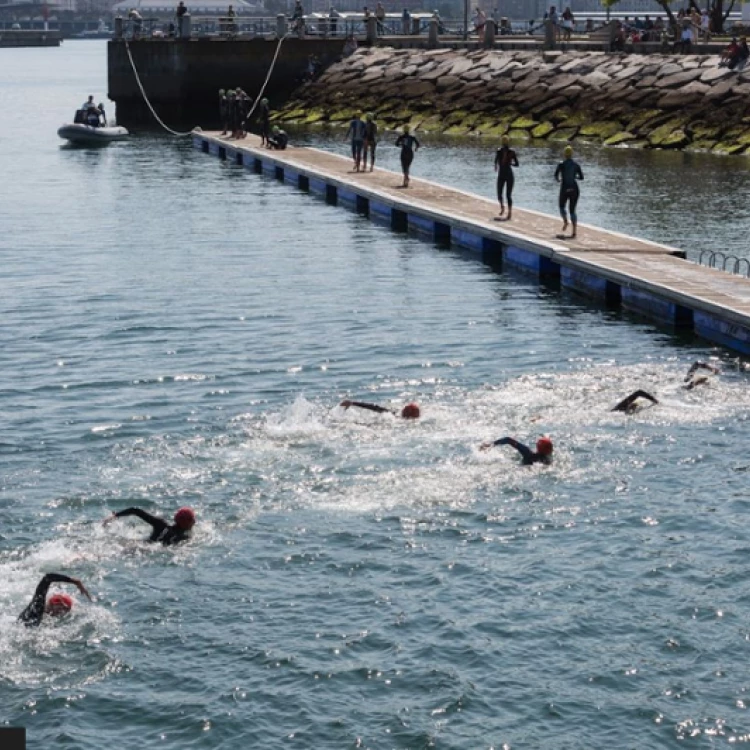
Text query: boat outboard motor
74 109 86 124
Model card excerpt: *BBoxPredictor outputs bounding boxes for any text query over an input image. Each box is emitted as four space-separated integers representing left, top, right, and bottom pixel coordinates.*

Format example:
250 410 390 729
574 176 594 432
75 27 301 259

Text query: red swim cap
401 403 421 419
536 437 553 456
174 507 196 530
46 593 73 616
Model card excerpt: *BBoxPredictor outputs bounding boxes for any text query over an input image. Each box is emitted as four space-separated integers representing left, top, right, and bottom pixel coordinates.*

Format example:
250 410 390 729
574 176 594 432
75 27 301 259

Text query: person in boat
480 435 553 465
103 506 196 546
85 105 103 127
19 573 91 628
612 389 658 413
340 400 421 419
82 95 96 110
268 126 289 150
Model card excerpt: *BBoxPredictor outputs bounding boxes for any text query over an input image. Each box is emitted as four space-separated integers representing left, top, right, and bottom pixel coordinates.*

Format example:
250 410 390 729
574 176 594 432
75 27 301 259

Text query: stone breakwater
274 47 750 154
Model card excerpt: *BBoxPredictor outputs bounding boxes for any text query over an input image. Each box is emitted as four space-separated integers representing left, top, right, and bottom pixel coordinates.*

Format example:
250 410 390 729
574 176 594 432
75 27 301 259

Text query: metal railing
698 250 750 278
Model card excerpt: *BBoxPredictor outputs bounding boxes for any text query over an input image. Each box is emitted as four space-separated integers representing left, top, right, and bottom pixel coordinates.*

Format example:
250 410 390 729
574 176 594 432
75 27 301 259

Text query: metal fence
698 250 750 278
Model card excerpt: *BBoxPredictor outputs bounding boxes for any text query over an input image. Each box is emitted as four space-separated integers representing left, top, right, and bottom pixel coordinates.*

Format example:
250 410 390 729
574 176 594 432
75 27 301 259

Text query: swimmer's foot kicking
104 506 196 546
480 436 553 465
19 573 91 627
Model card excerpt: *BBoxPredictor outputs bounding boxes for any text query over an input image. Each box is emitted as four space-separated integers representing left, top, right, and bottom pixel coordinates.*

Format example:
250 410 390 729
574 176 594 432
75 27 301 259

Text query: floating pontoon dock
194 131 750 355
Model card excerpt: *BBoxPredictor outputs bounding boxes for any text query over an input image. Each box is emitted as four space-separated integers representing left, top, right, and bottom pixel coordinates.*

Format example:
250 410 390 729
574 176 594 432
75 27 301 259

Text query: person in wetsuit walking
395 125 420 187
19 573 91 627
554 144 583 239
494 135 519 220
479 435 553 465
103 506 196 546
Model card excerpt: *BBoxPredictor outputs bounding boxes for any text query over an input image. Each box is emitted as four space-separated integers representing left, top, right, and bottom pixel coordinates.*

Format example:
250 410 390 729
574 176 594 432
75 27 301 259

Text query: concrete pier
194 130 750 355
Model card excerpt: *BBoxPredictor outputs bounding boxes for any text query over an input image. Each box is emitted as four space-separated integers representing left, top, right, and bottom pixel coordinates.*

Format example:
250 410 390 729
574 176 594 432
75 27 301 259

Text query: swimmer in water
612 389 659 413
103 506 195 546
494 135 519 220
480 435 553 465
340 400 420 419
684 360 720 390
19 573 91 628
554 144 583 239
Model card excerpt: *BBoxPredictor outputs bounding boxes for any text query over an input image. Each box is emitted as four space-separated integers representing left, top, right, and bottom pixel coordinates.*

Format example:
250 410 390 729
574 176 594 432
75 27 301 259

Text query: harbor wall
107 38 347 129
275 47 750 154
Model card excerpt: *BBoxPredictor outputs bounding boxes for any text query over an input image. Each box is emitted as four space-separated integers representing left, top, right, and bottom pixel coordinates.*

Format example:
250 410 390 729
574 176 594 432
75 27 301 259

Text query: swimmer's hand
479 442 493 451
102 513 117 527
72 578 93 601
340 400 352 410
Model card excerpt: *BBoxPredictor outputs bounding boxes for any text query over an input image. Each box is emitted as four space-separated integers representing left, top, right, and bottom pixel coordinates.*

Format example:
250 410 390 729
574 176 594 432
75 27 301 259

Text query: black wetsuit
114 507 190 546
554 158 584 223
19 573 77 627
395 133 420 175
345 401 394 415
612 389 658 413
491 437 551 465
494 146 519 208
269 131 289 150
259 101 270 142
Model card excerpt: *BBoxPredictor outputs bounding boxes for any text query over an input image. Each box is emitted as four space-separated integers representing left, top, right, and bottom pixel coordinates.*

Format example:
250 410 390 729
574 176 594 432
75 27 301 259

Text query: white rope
125 39 194 137
243 32 288 126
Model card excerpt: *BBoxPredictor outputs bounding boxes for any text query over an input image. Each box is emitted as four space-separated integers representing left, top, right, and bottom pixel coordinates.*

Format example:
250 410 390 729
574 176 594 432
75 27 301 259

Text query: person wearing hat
268 126 288 150
554 144 583 239
104 506 196 546
480 435 553 465
395 124 420 187
340 400 420 419
494 134 519 221
19 573 91 628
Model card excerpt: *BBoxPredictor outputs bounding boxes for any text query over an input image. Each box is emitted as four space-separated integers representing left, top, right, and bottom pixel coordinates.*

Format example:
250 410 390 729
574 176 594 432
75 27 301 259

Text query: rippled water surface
2 41 750 750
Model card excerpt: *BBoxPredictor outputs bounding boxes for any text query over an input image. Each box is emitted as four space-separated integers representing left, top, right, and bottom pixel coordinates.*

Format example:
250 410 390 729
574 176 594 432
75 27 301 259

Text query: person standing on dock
554 144 583 239
345 113 366 172
479 436 553 465
363 113 378 172
258 97 271 147
494 134 519 221
395 125 420 188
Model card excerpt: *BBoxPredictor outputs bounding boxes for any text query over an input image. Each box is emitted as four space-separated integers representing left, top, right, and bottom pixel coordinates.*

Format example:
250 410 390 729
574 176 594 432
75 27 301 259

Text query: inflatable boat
58 107 129 145
58 123 129 145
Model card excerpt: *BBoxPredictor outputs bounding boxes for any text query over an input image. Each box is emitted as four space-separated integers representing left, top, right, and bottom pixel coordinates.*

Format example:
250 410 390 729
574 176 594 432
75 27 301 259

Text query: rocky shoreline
273 47 750 154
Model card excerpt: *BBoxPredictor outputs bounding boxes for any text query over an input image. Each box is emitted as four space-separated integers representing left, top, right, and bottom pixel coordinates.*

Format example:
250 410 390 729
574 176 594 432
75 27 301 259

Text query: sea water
2 41 750 749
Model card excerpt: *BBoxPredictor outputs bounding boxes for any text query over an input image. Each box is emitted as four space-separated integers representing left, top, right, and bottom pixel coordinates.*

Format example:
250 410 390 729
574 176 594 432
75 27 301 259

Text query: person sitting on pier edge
684 360 720 389
494 134 519 221
554 144 583 239
340 400 421 419
19 573 92 628
363 113 378 172
345 112 366 172
104 506 196 545
395 125 420 188
268 126 288 150
612 390 658 414
480 435 554 465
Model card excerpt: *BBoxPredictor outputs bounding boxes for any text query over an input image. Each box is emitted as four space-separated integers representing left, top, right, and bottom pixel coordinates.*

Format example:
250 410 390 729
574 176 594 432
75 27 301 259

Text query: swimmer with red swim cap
104 506 196 546
340 400 421 419
19 573 91 627
480 435 553 465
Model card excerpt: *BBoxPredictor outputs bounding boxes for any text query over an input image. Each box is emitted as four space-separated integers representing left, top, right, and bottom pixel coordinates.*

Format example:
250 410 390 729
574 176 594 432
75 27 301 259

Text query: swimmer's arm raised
340 400 395 415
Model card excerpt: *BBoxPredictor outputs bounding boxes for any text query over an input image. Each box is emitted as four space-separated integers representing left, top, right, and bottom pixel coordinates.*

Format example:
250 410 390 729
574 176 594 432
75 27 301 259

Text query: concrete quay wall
107 38 347 129
276 47 750 154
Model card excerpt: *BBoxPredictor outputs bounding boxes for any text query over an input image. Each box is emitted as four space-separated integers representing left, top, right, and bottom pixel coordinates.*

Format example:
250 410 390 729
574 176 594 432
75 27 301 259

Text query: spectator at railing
329 6 340 35
473 6 486 42
401 7 410 35
375 2 385 34
700 8 710 41
129 9 143 39
561 6 573 41
343 32 357 56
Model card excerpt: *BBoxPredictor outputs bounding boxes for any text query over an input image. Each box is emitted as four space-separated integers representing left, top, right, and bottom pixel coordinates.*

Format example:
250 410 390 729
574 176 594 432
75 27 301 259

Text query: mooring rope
125 39 194 136
125 31 289 137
